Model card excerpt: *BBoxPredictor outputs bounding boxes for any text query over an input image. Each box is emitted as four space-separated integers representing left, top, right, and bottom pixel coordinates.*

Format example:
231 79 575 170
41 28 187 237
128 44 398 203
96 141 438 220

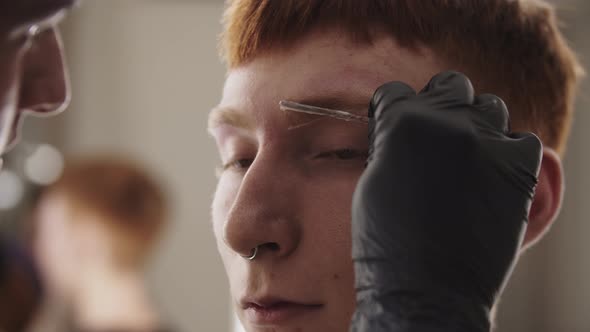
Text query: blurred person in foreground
28 158 169 332
1 1 77 331
209 0 583 331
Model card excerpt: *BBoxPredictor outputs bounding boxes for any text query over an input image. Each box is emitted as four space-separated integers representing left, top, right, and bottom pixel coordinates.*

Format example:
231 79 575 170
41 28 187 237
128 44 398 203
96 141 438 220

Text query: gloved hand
350 71 542 332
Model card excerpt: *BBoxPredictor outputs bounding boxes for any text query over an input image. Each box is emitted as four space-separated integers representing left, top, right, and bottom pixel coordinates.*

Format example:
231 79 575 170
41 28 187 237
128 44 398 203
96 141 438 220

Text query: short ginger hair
220 0 584 155
40 158 168 268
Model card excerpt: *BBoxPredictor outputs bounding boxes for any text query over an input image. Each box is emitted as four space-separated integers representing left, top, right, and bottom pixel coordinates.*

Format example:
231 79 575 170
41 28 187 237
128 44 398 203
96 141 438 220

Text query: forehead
220 28 444 109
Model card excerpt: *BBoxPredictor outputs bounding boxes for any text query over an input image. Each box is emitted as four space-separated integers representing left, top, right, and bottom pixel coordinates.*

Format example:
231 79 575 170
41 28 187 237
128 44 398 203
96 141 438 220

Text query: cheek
302 171 363 273
300 175 359 320
305 169 362 226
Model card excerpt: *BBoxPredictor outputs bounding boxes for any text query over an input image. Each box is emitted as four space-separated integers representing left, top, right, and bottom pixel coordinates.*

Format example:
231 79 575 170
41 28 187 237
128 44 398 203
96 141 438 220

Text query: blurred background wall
1 0 587 331
16 1 229 331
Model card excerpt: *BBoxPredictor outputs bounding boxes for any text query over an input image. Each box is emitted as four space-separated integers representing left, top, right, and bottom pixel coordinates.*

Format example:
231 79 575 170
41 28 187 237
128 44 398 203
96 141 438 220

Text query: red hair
220 0 584 155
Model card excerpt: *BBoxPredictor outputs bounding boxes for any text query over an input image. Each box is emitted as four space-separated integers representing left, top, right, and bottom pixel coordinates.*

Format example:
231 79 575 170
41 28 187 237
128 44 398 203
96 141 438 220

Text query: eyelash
220 148 367 173
314 148 368 160
222 158 254 172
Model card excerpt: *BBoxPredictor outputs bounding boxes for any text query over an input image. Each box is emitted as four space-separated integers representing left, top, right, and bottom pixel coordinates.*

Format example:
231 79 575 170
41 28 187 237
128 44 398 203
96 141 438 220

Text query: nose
19 28 70 115
223 155 302 260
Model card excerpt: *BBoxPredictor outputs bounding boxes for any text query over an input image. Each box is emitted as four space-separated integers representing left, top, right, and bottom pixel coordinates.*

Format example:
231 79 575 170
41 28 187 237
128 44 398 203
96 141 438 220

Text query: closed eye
221 158 254 172
315 149 368 160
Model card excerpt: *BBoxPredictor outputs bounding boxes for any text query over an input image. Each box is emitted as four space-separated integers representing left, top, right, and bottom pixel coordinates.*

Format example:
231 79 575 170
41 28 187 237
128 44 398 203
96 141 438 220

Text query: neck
71 266 160 331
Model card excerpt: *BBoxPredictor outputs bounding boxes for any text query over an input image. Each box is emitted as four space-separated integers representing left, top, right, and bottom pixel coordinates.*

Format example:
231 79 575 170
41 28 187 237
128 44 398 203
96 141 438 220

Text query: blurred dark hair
0 236 43 331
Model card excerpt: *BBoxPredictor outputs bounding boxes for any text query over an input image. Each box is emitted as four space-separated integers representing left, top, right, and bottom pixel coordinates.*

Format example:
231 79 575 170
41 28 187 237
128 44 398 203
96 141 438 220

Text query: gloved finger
419 71 475 105
503 133 543 199
366 82 415 166
474 93 510 134
369 81 416 121
508 132 543 177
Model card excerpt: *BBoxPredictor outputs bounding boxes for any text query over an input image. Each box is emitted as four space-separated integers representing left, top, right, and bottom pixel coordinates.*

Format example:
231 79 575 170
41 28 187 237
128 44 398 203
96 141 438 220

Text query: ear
521 147 564 250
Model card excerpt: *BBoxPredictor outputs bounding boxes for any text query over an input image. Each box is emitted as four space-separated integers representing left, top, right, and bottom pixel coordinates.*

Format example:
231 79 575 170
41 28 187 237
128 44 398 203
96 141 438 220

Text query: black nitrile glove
350 71 542 332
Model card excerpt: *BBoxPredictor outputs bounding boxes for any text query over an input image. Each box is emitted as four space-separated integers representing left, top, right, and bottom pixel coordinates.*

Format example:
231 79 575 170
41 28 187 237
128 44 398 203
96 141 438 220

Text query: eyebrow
296 95 370 114
280 101 370 123
207 93 371 132
208 106 256 133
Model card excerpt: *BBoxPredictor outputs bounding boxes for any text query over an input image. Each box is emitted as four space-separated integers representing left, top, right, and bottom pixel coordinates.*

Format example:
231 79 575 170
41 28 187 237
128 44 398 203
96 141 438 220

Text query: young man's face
210 28 444 331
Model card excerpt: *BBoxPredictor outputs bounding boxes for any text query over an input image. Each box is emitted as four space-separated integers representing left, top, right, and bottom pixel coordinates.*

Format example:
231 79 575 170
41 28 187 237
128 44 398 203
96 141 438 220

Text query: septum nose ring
27 25 41 38
242 246 258 260
20 24 41 50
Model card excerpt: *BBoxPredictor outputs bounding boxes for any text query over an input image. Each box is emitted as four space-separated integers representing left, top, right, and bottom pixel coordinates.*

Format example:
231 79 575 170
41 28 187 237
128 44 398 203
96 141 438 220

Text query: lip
242 297 323 325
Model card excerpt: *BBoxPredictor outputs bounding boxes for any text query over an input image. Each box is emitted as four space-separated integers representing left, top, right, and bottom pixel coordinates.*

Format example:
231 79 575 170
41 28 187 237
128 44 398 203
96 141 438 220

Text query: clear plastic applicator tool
279 100 370 124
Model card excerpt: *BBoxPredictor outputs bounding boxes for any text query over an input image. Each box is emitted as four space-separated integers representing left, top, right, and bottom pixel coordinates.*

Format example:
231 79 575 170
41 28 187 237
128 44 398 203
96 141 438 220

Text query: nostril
261 242 280 252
